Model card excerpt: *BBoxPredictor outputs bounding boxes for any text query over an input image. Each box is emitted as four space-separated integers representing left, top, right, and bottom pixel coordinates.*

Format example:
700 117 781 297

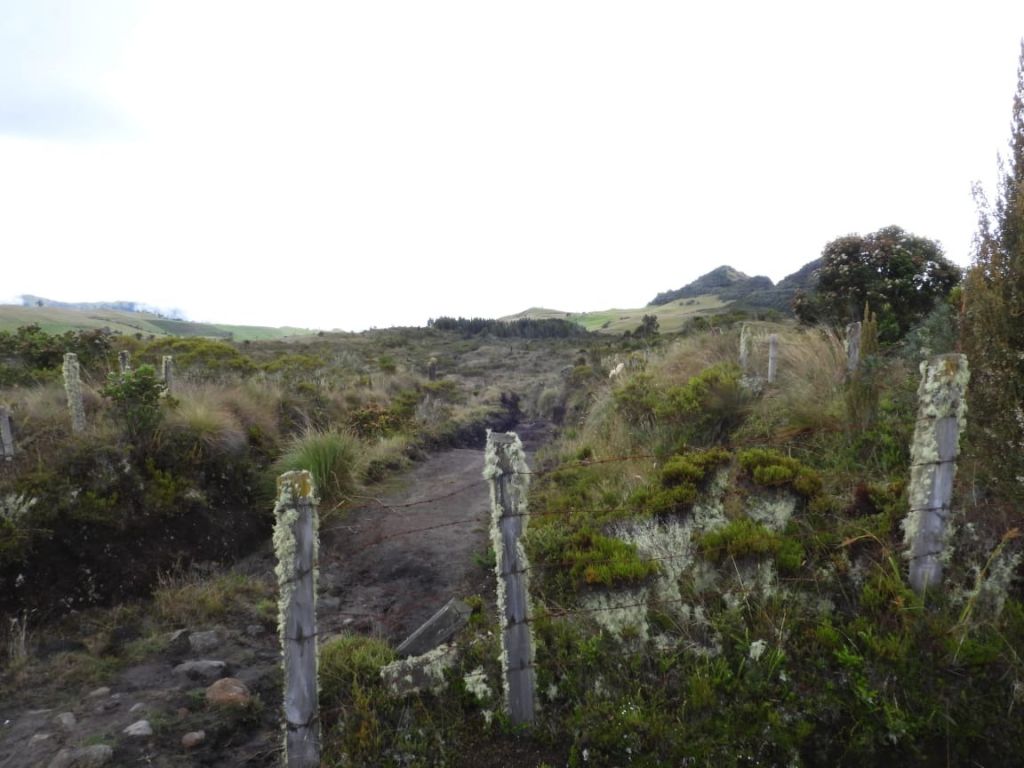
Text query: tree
795 225 961 341
961 41 1024 495
636 314 660 338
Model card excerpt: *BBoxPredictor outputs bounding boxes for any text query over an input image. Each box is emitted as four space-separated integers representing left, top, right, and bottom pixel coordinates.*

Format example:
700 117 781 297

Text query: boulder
205 677 252 707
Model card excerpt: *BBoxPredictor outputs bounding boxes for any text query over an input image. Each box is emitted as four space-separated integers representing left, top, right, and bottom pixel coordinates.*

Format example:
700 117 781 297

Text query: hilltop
649 260 821 313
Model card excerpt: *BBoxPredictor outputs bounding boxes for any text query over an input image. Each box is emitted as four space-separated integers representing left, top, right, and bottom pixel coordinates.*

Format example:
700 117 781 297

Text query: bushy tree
961 41 1024 494
795 226 961 341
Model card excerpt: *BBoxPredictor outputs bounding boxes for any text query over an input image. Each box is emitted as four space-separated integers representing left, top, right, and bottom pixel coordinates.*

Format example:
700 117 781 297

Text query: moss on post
161 355 174 394
273 470 320 767
62 353 86 434
484 430 537 725
739 324 752 375
0 405 14 461
118 350 131 375
903 354 969 594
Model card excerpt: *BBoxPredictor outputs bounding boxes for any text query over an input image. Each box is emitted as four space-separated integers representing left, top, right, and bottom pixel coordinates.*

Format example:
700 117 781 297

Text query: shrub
319 634 395 705
100 364 168 447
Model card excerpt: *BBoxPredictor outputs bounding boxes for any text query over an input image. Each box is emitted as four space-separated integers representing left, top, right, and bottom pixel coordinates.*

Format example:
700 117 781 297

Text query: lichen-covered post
62 353 86 434
427 356 438 381
767 334 779 384
118 350 131 375
902 354 969 594
845 321 862 375
273 471 320 767
161 355 174 394
0 406 14 461
484 431 537 726
739 324 752 375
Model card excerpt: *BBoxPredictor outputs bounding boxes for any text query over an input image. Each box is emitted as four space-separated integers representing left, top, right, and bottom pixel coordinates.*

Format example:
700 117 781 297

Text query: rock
123 720 153 737
48 745 114 768
245 624 263 637
93 697 120 714
188 630 221 654
54 712 77 730
86 687 110 699
381 644 457 696
181 730 206 749
173 660 227 682
166 629 191 656
205 677 251 707
129 703 146 713
29 732 53 747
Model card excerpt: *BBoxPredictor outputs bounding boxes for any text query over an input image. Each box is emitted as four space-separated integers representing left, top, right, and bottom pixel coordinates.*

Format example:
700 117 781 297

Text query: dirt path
319 421 552 644
0 423 552 768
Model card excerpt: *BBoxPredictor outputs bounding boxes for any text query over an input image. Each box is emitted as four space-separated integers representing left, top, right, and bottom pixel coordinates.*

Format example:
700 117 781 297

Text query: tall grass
162 386 247 456
276 428 361 509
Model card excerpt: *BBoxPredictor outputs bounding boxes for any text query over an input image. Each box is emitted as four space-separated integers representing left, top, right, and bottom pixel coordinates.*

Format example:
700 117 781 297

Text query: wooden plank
396 598 472 658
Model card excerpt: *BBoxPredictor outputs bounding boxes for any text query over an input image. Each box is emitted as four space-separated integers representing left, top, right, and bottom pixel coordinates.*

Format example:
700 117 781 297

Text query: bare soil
0 422 557 768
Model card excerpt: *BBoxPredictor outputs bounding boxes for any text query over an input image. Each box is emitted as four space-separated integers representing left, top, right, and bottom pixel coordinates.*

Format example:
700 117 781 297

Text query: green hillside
0 305 315 341
502 294 728 334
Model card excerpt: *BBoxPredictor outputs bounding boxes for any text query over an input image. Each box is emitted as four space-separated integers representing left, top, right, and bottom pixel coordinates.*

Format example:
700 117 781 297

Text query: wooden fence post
161 356 174 394
903 354 969 594
0 406 14 461
739 324 752 375
767 334 779 384
273 470 320 767
484 431 537 726
62 353 86 434
845 321 862 375
118 350 131 375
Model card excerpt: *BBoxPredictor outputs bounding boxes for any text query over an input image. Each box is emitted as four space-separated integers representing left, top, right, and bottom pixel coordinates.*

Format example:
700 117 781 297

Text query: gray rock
29 732 53 747
86 687 110 699
54 712 77 730
188 630 221 654
48 744 115 767
128 703 146 713
166 629 191 656
173 660 227 682
245 624 264 637
181 730 206 749
123 720 153 737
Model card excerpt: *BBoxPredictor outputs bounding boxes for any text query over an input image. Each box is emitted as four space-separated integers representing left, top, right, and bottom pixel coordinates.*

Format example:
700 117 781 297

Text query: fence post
767 334 779 383
903 354 969 594
118 350 131 375
62 353 86 434
484 431 537 726
273 470 320 767
845 321 862 375
427 356 438 381
739 324 751 375
161 356 175 394
0 406 14 461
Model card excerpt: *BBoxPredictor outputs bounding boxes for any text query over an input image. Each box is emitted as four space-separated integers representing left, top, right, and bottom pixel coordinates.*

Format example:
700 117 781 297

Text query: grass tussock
162 386 247 456
152 569 273 628
275 428 361 509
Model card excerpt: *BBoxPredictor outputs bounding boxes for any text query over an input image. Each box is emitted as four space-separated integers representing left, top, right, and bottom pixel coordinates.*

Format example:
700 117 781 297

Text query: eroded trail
318 421 551 644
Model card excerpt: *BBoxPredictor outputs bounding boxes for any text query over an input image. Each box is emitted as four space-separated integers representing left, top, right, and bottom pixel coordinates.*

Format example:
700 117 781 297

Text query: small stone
86 687 110 699
205 677 251 707
54 712 76 730
245 624 263 637
123 720 153 737
27 708 54 716
29 732 52 747
129 703 146 713
181 730 206 750
188 630 221 654
173 660 227 682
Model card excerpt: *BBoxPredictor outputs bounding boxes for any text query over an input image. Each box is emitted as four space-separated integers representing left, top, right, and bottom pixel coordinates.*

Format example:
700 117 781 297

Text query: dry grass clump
220 380 283 444
162 386 247 456
152 568 272 628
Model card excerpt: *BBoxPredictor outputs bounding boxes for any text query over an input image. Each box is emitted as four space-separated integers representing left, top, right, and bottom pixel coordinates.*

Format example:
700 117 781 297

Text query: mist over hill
15 294 187 320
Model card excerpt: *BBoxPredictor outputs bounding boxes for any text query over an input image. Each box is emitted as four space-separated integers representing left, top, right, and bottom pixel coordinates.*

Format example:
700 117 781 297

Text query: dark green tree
961 41 1024 494
795 226 960 341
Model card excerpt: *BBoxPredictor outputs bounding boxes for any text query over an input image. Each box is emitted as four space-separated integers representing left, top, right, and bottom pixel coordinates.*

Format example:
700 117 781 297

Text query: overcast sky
1 2 1022 331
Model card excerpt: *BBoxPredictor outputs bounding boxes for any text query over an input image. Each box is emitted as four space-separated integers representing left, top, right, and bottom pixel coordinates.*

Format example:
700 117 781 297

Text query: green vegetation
275 429 360 509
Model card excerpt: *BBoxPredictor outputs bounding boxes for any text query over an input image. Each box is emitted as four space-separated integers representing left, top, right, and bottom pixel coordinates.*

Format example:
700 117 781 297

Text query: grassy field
0 305 315 341
502 293 728 334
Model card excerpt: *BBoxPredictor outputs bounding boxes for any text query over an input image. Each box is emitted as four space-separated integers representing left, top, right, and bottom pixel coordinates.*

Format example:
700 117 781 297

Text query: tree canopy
794 225 960 341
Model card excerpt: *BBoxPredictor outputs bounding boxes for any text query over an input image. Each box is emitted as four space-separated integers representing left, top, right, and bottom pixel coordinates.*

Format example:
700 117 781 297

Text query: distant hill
649 261 821 314
0 304 315 341
18 294 187 319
